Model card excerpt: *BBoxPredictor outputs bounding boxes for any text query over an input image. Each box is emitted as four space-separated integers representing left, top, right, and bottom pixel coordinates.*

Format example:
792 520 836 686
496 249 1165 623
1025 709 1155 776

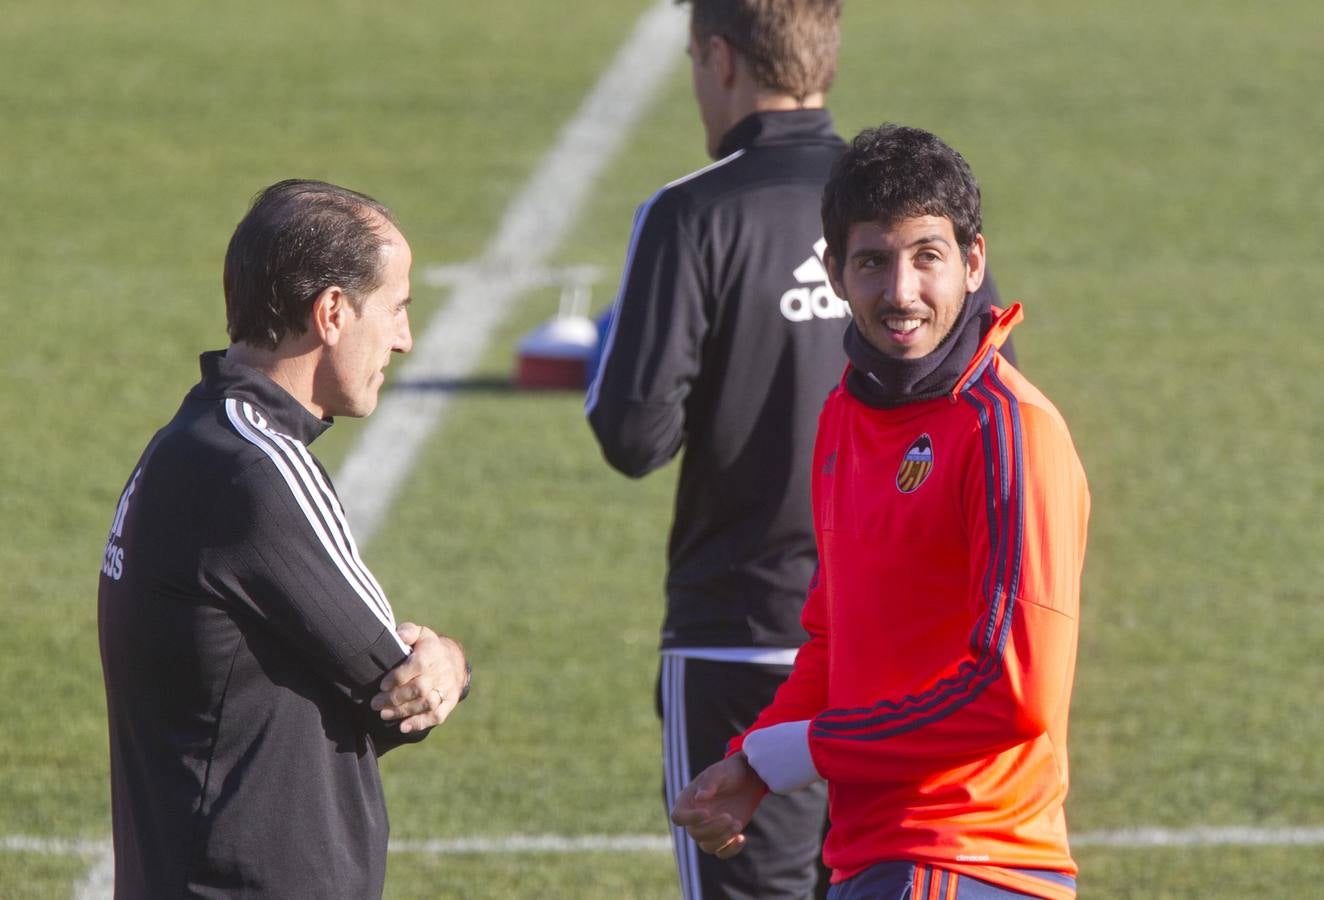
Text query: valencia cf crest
896 434 934 494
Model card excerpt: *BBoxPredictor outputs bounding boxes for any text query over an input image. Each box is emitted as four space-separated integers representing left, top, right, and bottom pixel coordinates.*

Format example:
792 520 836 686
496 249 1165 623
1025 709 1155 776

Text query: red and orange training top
734 306 1090 899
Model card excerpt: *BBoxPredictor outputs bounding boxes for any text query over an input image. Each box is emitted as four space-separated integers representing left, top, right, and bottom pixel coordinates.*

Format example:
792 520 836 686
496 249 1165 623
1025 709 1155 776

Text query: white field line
2 836 106 855
73 849 115 900
391 834 672 854
11 827 1324 861
394 826 1324 853
334 0 689 543
1071 825 1324 847
69 4 688 897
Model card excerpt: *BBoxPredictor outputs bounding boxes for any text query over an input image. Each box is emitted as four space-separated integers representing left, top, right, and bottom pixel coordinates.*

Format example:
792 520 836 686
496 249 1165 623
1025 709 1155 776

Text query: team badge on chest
896 434 934 493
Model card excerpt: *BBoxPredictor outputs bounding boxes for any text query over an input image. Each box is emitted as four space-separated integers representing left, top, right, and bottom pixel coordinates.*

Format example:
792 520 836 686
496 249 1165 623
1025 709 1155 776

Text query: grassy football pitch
2 0 1321 897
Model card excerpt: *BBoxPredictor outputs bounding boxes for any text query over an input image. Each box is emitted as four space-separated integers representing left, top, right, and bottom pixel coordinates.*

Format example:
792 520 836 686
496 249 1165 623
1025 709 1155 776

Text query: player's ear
711 34 738 87
824 249 847 303
963 234 986 295
311 286 350 346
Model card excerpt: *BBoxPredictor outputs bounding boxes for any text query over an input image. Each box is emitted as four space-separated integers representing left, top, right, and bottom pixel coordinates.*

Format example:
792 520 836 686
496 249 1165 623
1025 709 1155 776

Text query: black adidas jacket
98 351 425 899
587 110 1004 650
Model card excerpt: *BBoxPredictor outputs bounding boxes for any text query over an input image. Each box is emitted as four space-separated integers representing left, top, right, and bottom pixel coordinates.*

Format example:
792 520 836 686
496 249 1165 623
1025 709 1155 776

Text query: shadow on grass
391 377 585 396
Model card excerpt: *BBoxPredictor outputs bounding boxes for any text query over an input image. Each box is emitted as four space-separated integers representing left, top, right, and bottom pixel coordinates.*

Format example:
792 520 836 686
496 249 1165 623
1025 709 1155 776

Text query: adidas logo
779 238 851 323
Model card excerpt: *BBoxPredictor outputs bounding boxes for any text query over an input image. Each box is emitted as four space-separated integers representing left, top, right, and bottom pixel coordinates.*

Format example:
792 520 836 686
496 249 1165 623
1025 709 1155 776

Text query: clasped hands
370 622 468 733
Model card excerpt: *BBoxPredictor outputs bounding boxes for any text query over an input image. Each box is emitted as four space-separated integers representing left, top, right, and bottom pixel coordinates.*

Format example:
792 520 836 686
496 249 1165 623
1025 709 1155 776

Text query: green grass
1075 845 1324 898
384 851 677 900
368 283 678 839
0 854 96 900
2 0 1322 896
0 0 656 828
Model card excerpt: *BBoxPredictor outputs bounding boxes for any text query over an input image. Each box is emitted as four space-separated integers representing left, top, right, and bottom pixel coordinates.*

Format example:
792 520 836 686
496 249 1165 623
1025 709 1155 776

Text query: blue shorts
826 861 1075 900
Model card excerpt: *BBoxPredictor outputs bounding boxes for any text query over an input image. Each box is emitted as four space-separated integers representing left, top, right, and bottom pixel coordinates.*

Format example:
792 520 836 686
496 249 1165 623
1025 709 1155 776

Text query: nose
395 309 413 355
884 260 920 307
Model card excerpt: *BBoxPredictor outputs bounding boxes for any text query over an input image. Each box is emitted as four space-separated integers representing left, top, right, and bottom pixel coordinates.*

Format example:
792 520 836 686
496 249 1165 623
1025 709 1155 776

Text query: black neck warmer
843 295 992 408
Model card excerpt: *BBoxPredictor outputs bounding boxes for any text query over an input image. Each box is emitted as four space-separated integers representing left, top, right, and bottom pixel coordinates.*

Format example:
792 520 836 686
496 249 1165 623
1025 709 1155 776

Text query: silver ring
430 687 444 706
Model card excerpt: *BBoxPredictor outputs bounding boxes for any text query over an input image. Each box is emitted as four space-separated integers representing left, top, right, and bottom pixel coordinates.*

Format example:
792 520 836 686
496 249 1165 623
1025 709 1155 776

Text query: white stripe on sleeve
239 402 395 626
584 149 746 415
225 399 408 653
260 416 396 623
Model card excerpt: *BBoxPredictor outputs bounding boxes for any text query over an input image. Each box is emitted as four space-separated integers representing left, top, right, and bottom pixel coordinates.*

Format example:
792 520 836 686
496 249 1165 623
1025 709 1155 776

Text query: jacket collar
836 302 1024 411
949 303 1023 398
716 108 839 158
192 350 332 445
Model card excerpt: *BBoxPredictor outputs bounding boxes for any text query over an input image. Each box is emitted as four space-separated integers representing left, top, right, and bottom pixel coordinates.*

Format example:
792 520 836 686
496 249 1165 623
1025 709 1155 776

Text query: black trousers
658 656 830 900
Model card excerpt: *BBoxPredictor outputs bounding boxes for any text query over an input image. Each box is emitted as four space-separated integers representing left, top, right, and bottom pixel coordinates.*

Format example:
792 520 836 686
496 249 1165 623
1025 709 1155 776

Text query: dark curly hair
822 124 982 275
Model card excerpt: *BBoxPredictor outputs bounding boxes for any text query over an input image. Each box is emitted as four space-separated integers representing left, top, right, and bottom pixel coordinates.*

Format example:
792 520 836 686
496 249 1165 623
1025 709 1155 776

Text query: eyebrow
397 296 413 310
850 235 952 259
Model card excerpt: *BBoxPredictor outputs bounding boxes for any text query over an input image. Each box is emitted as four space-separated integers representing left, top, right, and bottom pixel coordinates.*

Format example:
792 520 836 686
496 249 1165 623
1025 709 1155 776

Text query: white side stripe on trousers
661 656 704 900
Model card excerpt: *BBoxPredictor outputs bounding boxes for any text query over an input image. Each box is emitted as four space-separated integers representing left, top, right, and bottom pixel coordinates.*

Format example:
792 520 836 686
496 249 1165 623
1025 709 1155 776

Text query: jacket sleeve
727 565 831 756
586 188 708 477
806 400 1088 784
204 456 427 750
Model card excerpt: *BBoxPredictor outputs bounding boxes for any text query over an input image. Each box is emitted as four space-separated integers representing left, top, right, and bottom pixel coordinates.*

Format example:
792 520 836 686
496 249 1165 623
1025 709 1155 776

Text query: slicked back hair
224 179 399 350
822 124 983 274
681 0 841 100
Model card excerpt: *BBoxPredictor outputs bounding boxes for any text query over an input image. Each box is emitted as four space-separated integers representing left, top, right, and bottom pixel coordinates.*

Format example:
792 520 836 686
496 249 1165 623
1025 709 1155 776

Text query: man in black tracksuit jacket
589 105 846 900
587 3 1003 898
98 181 469 898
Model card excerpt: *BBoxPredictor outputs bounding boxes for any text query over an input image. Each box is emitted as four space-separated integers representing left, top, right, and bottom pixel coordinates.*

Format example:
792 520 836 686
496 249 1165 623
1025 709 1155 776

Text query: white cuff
742 720 822 795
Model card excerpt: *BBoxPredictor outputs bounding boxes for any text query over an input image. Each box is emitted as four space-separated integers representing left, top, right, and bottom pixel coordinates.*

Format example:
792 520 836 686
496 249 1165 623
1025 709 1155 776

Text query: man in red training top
671 123 1090 900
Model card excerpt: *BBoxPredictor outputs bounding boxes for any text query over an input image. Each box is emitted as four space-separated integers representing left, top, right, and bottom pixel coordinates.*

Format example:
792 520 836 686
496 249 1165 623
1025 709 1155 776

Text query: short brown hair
682 0 841 99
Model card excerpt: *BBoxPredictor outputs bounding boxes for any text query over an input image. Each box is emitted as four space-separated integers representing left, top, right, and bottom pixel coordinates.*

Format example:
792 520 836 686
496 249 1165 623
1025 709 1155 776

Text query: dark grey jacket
588 110 852 650
98 351 424 899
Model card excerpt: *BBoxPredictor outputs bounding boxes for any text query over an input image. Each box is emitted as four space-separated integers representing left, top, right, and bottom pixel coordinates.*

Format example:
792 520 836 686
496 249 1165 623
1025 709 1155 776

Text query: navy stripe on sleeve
811 374 1024 742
